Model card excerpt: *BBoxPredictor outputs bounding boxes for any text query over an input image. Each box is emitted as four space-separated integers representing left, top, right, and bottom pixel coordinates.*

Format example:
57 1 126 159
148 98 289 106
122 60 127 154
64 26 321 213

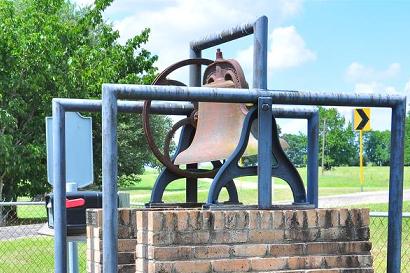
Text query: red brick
248 210 259 229
147 261 173 273
212 259 250 272
174 261 211 273
272 210 284 229
213 211 225 230
248 230 283 243
287 256 306 270
188 210 201 230
195 245 230 259
251 257 287 271
148 211 163 231
305 242 339 255
233 244 268 257
224 211 237 229
148 246 193 260
269 243 304 257
212 230 248 244
118 239 137 252
260 211 272 229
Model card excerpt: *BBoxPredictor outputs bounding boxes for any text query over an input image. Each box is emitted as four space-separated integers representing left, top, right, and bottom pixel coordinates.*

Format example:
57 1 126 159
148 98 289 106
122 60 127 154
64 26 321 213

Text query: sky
73 0 410 134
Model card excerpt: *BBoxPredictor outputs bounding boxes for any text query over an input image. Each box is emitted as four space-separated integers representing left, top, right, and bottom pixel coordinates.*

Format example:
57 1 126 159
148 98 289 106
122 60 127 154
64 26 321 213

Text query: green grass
0 237 86 273
126 166 410 205
346 201 410 212
17 205 47 219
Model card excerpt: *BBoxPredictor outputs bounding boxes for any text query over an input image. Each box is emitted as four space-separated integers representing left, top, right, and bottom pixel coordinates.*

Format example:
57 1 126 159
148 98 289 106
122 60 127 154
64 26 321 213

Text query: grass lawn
126 166 410 205
0 236 86 273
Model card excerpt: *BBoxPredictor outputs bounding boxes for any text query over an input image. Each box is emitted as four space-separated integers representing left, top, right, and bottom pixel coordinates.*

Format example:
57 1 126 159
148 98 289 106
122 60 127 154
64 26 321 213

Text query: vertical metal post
52 100 67 273
258 97 273 209
387 99 406 273
359 130 364 192
189 48 202 86
253 16 268 90
254 16 270 209
66 182 78 273
102 87 118 272
307 111 319 207
186 47 202 202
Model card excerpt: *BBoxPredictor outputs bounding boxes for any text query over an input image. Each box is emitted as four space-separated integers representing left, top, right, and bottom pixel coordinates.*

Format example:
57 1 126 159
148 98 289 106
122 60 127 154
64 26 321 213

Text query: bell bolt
261 103 270 111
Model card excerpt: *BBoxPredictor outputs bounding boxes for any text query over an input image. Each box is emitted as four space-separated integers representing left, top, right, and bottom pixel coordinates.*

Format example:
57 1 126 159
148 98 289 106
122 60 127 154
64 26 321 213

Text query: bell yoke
142 49 307 206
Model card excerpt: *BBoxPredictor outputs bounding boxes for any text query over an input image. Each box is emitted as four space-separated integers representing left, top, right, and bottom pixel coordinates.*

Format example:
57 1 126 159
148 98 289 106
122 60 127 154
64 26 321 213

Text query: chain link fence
0 202 86 273
0 201 409 273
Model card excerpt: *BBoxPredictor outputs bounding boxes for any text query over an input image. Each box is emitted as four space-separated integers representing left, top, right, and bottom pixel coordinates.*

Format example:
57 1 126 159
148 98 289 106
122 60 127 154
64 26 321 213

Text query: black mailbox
45 191 103 235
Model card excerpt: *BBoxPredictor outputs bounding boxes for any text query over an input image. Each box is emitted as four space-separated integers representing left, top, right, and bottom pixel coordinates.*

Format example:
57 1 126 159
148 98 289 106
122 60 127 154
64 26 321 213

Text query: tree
318 107 357 169
364 130 390 166
282 133 307 167
0 0 170 202
405 112 410 166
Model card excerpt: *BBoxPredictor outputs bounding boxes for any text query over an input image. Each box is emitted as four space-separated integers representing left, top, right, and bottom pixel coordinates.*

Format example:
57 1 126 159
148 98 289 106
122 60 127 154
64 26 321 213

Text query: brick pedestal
87 208 373 273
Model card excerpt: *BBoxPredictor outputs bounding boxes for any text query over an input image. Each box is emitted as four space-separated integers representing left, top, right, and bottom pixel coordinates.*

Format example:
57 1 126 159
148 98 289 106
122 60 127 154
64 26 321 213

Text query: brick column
87 208 373 273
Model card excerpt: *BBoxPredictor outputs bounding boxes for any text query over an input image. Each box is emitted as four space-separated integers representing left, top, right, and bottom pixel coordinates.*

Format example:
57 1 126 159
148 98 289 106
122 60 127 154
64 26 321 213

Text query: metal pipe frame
190 16 315 207
188 16 269 203
51 97 317 273
101 84 406 273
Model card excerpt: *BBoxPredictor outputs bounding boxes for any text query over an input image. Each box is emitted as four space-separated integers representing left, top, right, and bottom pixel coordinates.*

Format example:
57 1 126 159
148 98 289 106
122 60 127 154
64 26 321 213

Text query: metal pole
258 97 273 209
185 47 202 203
387 99 406 273
307 111 319 207
52 100 67 273
102 86 118 272
253 16 268 90
108 84 404 108
189 48 202 87
359 130 364 192
190 23 253 51
321 118 326 175
66 183 78 273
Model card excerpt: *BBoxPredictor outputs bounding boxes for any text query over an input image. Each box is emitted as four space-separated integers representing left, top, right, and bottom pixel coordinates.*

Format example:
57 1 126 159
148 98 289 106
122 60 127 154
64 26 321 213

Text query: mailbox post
46 112 93 273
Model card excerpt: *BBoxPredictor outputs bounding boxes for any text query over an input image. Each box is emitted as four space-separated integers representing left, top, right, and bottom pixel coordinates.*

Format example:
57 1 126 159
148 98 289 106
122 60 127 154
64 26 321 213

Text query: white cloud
268 26 316 70
236 26 316 75
105 0 304 80
353 82 398 94
405 79 410 93
345 62 401 82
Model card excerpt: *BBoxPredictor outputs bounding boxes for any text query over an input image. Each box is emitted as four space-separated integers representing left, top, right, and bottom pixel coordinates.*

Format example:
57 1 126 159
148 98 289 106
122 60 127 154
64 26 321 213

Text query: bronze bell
174 49 288 165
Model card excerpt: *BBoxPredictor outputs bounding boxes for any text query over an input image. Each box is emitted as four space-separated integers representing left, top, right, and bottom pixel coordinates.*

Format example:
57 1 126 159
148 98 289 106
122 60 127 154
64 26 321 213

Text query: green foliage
319 107 358 169
282 133 307 167
0 0 169 200
118 173 141 189
364 130 390 166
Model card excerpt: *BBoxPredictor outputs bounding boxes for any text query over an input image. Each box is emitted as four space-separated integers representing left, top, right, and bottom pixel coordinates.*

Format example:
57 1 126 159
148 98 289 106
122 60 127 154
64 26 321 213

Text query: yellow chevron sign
353 108 371 131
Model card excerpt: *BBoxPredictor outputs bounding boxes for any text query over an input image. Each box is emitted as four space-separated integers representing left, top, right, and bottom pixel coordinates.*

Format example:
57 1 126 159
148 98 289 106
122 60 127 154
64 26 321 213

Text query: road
0 223 45 241
318 189 410 208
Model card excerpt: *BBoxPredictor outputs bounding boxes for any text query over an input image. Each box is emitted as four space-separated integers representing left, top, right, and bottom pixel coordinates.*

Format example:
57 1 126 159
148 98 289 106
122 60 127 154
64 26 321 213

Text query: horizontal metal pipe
53 98 318 118
272 108 317 119
190 23 254 51
0 201 45 206
52 99 193 115
104 84 405 108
